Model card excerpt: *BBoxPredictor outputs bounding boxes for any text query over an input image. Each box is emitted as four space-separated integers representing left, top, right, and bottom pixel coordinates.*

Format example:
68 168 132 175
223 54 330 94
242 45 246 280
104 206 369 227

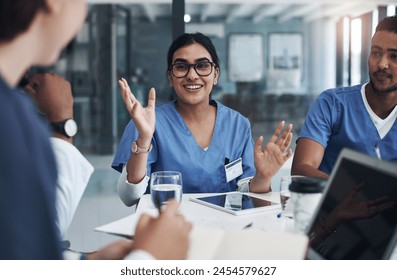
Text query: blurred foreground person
0 0 190 260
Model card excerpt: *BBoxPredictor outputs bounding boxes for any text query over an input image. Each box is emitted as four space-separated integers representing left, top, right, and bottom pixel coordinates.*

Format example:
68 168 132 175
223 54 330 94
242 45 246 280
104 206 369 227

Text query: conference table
140 192 294 232
96 191 295 238
96 157 295 235
96 191 308 259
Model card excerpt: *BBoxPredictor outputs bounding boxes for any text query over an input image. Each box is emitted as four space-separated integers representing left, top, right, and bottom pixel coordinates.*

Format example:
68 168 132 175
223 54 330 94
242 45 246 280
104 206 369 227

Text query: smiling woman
111 32 293 207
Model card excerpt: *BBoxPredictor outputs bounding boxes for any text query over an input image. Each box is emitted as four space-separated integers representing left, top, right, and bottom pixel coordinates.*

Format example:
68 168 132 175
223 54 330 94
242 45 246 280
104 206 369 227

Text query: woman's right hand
119 78 156 141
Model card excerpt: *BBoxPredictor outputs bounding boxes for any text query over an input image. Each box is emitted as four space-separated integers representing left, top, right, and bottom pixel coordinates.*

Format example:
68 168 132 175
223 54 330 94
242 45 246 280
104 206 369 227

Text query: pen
375 145 382 160
277 212 293 219
154 195 162 214
243 222 253 229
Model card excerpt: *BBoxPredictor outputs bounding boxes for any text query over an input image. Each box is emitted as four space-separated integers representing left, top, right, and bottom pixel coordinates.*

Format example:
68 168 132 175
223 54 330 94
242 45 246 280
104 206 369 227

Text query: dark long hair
166 32 220 74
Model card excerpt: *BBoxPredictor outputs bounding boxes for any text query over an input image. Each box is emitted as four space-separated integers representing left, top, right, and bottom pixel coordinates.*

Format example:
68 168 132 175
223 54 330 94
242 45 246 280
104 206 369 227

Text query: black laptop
306 148 397 260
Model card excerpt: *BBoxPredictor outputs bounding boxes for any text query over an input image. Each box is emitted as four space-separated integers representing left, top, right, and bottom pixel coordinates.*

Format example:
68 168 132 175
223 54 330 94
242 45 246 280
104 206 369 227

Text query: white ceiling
87 1 396 23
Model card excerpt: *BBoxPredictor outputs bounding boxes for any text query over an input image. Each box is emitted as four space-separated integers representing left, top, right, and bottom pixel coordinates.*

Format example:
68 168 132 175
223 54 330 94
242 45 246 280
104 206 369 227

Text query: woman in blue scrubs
112 32 293 206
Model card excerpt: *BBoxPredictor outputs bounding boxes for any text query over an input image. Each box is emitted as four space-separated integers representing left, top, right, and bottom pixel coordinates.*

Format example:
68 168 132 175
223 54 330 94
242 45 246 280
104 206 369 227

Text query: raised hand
24 72 73 123
119 78 156 140
254 121 293 180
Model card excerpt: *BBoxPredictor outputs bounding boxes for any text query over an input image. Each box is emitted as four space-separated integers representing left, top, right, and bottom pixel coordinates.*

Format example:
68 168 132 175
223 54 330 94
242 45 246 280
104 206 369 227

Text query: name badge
225 158 243 183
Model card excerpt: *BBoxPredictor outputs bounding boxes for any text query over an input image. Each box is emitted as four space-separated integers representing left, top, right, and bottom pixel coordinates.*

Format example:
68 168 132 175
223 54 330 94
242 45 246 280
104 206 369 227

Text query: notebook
306 148 397 260
188 226 308 260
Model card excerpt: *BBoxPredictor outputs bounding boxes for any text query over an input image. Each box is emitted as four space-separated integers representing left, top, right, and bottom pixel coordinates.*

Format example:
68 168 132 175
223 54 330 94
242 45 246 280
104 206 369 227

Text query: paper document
95 209 158 238
96 212 308 259
95 208 253 236
188 226 308 260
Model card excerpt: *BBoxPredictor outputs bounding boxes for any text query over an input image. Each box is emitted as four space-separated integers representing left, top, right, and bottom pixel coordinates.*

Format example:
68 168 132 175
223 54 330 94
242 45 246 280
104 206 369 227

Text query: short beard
369 78 397 95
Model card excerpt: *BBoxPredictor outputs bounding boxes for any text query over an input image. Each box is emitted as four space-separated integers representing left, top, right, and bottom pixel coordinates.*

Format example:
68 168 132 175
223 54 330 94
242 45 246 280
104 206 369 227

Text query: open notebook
188 226 308 260
96 210 308 260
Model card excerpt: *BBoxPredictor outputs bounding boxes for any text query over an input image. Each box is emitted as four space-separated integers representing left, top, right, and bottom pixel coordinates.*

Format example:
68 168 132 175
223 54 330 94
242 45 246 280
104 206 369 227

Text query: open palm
119 78 156 139
254 121 293 179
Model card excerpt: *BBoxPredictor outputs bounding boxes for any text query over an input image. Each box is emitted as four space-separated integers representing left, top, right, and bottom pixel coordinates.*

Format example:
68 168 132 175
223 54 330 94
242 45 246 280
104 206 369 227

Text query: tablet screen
194 192 278 214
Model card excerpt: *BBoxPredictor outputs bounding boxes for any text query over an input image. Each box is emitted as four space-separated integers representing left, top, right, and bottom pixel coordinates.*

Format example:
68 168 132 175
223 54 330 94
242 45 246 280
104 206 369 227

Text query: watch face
132 141 138 153
64 119 78 137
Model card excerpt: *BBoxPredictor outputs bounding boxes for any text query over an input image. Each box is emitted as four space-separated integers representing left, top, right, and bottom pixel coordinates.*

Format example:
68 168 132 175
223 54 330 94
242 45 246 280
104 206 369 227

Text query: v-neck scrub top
298 84 397 175
112 100 256 193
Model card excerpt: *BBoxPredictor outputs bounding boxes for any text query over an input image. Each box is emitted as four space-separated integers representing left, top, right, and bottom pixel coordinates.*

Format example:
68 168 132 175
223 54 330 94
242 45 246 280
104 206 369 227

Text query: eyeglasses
170 61 215 78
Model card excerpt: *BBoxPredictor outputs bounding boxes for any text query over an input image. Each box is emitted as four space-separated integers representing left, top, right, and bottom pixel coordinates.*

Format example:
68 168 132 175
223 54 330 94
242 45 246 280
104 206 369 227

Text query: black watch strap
51 122 64 133
51 119 78 137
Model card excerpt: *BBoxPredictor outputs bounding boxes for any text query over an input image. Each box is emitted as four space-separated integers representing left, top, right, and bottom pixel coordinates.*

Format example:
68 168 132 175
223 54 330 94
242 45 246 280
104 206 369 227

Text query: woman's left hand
254 121 293 180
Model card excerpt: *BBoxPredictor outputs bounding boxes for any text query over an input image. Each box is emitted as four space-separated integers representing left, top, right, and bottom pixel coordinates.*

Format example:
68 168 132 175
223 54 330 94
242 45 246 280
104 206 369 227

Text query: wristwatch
131 141 152 154
51 119 78 137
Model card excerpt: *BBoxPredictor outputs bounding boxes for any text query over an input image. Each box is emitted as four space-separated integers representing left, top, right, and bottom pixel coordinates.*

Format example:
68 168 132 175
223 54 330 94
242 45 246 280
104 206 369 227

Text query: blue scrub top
112 100 256 193
298 84 397 174
0 77 62 259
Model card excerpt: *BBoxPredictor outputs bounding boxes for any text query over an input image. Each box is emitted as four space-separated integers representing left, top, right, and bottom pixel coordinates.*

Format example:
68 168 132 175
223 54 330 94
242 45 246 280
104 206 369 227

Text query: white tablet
190 192 280 216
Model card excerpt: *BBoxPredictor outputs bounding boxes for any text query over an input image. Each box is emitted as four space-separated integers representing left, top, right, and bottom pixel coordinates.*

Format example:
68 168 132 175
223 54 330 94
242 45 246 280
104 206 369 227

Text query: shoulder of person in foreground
0 74 62 259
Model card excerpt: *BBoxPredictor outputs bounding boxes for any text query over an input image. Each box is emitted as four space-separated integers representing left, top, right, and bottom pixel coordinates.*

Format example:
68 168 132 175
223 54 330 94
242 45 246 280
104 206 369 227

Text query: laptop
306 148 397 260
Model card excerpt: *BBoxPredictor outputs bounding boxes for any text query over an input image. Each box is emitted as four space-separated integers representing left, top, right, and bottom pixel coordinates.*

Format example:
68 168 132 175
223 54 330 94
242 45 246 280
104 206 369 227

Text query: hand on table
86 239 134 260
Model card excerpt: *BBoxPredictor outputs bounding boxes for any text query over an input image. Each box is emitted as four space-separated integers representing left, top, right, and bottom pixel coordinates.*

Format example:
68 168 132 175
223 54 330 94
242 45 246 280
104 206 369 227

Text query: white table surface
136 192 295 233
95 192 295 237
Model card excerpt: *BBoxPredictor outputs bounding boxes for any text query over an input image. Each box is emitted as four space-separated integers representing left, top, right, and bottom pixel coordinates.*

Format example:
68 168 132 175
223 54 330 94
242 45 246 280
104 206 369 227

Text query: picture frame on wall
267 33 303 93
228 33 264 82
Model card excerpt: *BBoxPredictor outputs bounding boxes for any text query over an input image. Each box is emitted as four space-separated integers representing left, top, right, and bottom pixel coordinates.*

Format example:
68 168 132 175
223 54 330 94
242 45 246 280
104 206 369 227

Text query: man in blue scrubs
292 16 397 179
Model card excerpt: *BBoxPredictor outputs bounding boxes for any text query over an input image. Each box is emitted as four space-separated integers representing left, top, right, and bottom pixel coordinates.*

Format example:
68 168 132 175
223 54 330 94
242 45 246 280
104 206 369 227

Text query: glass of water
150 171 183 210
280 175 304 218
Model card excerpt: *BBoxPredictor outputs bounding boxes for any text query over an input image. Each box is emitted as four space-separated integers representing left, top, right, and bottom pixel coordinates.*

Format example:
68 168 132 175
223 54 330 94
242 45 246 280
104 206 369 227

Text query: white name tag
225 158 243 183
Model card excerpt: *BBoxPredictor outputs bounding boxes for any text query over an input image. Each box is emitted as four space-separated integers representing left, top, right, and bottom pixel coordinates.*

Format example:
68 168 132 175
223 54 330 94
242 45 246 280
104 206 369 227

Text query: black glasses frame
170 61 216 78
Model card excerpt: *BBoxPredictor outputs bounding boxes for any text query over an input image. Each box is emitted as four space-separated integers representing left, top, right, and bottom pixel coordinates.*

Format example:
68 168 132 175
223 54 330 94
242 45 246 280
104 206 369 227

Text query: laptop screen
307 149 397 260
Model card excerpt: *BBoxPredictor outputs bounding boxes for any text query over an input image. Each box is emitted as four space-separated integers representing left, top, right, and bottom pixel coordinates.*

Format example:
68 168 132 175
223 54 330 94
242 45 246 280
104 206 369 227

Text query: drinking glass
279 175 303 218
150 171 183 209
